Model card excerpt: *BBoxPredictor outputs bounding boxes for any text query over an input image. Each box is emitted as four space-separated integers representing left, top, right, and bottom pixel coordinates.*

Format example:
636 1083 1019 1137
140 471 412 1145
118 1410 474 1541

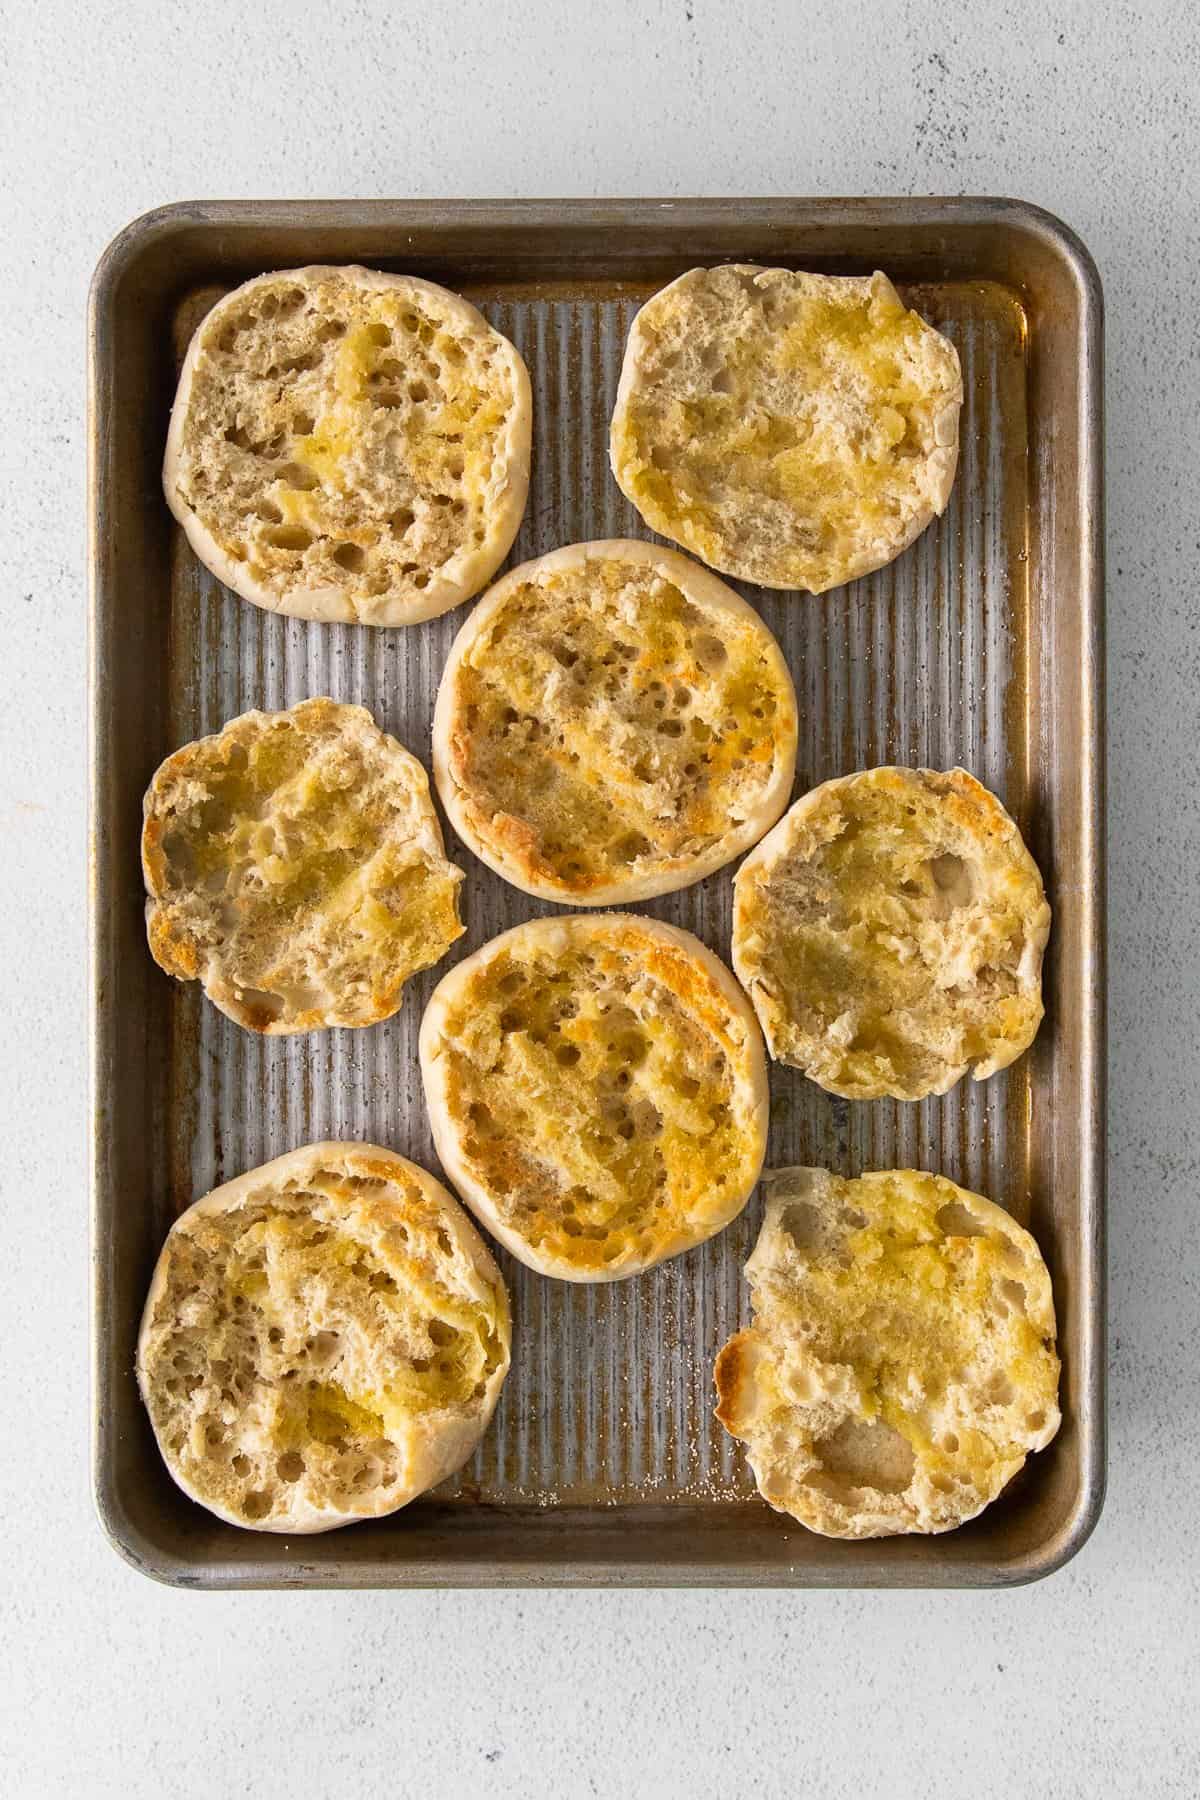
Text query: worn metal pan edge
88 196 1105 1589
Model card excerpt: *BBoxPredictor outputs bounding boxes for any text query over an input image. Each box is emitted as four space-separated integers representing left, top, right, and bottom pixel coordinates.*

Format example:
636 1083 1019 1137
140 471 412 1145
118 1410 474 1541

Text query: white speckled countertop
2 1 1197 1793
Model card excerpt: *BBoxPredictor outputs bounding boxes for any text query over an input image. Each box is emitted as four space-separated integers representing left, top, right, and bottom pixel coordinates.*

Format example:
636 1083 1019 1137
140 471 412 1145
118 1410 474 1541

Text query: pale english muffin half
137 1142 511 1534
419 914 768 1281
432 539 798 905
611 265 962 593
163 265 531 625
142 698 464 1032
715 1167 1060 1538
732 766 1050 1100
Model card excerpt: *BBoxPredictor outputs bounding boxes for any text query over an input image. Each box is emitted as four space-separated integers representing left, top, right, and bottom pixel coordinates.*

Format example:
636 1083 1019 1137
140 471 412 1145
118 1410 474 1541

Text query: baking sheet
90 199 1105 1585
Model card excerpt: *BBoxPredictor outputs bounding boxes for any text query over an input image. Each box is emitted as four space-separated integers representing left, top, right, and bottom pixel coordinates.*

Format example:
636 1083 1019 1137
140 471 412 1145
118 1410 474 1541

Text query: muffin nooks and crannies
137 1143 511 1534
611 266 962 593
164 265 531 625
142 698 464 1032
432 539 798 904
715 1167 1061 1538
419 915 768 1281
732 766 1050 1100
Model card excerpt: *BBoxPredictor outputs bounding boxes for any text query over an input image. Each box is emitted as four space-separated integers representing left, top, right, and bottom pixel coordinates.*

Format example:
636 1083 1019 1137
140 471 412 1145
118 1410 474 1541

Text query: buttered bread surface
137 1143 511 1533
419 915 768 1282
164 265 531 625
611 265 962 592
142 698 464 1032
733 766 1050 1100
433 539 798 904
715 1167 1061 1538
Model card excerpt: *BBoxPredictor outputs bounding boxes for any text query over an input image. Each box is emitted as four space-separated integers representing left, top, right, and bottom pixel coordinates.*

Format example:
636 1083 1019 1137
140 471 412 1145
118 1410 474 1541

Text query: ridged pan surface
168 279 1029 1509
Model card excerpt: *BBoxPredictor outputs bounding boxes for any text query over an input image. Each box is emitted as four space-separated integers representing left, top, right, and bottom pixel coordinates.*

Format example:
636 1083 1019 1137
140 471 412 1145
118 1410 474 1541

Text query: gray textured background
2 0 1197 1793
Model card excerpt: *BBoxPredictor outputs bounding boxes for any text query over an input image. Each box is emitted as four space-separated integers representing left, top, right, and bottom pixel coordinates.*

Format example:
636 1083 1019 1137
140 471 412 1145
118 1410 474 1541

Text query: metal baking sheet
89 198 1105 1587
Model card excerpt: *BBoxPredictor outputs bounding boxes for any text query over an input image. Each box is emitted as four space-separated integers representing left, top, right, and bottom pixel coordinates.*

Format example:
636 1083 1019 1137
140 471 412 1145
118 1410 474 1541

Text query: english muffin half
432 539 798 904
732 766 1050 1100
419 914 768 1281
137 1143 510 1533
164 265 531 625
715 1166 1061 1538
611 265 962 593
143 698 464 1032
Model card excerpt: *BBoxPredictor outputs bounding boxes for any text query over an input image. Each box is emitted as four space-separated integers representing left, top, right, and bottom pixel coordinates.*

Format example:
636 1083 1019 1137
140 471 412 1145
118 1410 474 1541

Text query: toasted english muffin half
732 765 1049 1100
137 1142 511 1534
432 539 798 904
611 265 962 593
419 914 768 1281
163 265 531 625
142 698 464 1032
715 1166 1061 1538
